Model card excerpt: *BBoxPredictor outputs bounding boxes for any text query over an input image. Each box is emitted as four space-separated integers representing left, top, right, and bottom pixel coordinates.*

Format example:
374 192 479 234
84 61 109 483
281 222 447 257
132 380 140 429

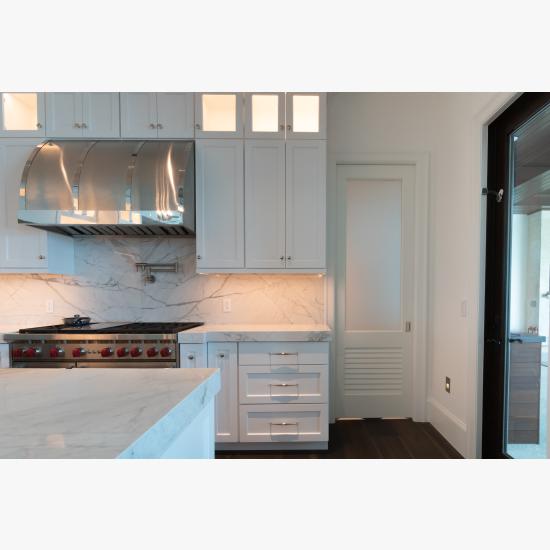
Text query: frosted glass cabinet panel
0 93 45 137
195 93 243 138
286 93 326 139
244 93 285 139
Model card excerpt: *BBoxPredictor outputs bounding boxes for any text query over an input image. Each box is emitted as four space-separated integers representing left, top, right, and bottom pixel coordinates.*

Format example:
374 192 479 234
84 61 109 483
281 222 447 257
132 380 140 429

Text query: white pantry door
336 164 415 418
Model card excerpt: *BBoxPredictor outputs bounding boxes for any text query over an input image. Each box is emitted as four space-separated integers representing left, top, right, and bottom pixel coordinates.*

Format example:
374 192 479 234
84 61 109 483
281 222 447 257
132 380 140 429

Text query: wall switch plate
222 298 232 313
460 300 468 318
445 377 451 393
46 299 54 313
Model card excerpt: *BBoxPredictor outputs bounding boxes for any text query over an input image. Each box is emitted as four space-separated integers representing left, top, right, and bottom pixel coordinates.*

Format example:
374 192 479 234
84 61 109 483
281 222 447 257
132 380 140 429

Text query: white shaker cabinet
46 93 120 138
285 140 326 269
244 139 286 269
208 343 239 443
0 93 45 138
179 344 206 369
244 93 285 139
285 93 327 140
194 93 244 138
0 140 74 273
195 139 244 269
120 93 194 138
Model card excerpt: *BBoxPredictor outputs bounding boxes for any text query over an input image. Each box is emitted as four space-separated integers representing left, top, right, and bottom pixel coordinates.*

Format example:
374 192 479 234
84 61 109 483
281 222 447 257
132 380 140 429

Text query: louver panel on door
344 347 403 396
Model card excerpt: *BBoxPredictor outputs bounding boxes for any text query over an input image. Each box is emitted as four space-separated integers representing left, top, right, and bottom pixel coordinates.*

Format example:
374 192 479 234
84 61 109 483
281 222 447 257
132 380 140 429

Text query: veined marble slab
177 323 332 343
0 368 220 459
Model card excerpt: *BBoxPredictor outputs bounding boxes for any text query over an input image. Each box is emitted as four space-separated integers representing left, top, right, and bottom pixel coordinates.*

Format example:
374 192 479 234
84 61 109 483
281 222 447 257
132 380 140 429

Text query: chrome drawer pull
270 383 298 388
269 352 298 356
270 422 298 427
269 383 299 398
269 421 299 437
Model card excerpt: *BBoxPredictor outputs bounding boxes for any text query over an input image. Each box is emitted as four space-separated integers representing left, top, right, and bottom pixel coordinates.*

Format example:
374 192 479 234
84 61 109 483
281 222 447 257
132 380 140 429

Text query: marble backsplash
0 237 325 331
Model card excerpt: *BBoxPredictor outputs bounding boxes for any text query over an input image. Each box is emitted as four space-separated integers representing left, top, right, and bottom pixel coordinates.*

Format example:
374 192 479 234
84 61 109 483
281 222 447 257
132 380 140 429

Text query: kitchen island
0 367 220 459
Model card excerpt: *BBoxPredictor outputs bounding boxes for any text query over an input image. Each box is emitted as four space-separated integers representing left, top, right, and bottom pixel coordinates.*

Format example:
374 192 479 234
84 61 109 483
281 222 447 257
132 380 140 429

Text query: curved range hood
18 140 195 237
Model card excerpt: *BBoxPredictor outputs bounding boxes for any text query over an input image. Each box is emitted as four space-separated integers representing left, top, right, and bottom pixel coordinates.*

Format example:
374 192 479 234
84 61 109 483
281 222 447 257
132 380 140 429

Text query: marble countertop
177 323 332 343
0 367 220 459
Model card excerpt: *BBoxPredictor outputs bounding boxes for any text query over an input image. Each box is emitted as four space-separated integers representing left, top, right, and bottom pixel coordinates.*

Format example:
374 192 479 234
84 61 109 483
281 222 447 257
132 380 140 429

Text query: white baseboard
427 397 467 457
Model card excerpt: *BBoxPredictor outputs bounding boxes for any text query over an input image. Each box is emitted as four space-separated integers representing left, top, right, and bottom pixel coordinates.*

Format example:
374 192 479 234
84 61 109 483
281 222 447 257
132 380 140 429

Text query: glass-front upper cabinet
0 93 45 137
285 93 326 139
244 93 285 139
195 93 244 138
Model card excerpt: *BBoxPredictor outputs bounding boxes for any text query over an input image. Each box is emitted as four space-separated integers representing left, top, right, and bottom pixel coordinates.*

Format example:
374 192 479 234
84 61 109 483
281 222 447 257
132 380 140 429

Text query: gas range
6 319 203 369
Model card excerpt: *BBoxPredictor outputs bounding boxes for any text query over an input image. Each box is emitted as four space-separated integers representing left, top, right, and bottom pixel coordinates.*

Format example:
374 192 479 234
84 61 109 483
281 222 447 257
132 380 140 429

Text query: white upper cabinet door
0 93 45 137
82 93 120 138
0 141 47 270
195 140 244 270
156 93 194 138
120 93 158 138
194 93 244 138
285 140 326 269
208 343 239 443
245 140 286 269
244 93 285 139
45 93 84 137
285 93 327 140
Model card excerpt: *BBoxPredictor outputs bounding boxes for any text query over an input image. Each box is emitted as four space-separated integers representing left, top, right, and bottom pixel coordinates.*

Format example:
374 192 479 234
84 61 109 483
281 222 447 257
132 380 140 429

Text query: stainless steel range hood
18 140 195 237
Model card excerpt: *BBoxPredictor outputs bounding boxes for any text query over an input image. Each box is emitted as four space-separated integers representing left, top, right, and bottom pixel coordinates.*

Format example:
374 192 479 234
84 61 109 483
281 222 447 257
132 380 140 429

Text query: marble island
177 323 332 343
0 367 220 459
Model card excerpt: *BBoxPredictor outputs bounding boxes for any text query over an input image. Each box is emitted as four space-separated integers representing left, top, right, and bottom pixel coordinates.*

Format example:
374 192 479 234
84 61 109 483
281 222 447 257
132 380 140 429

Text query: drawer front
239 404 328 442
179 344 206 369
239 342 329 366
239 364 328 404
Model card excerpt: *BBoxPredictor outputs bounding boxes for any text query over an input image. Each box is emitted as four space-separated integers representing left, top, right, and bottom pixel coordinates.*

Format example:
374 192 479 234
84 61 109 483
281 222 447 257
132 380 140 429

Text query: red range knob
72 348 85 358
130 347 142 357
116 347 128 358
49 347 64 358
12 348 24 358
160 347 172 357
24 347 39 358
146 347 158 357
100 347 113 357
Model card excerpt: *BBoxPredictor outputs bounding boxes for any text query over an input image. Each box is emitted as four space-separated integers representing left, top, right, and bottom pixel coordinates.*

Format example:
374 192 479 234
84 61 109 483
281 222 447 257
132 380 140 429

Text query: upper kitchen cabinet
120 93 194 138
195 139 244 270
0 93 45 137
244 93 285 139
285 140 326 268
0 140 74 274
45 93 120 138
194 93 243 138
285 93 327 140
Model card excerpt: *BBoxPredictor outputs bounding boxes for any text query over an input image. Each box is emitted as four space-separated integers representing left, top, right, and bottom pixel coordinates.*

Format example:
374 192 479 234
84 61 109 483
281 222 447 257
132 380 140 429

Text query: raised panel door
82 93 120 138
156 93 194 138
120 93 158 138
45 93 83 137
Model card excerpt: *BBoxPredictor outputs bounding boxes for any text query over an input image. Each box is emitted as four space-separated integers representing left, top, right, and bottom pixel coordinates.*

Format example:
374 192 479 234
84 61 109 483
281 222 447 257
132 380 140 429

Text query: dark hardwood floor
216 419 463 459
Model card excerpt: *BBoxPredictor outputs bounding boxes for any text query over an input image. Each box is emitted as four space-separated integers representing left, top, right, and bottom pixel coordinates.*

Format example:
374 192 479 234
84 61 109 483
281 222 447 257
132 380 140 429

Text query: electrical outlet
445 377 451 393
46 299 54 313
222 298 232 313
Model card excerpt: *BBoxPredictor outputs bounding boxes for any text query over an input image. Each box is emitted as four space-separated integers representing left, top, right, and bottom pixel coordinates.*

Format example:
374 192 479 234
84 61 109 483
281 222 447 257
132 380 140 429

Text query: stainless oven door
11 362 77 368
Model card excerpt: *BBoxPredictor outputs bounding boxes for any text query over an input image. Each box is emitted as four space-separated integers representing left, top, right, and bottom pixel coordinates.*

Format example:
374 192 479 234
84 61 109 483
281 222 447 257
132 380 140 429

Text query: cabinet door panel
285 141 326 269
156 93 194 138
179 344 206 369
286 93 327 140
245 140 286 268
208 343 238 443
196 140 244 269
0 93 45 137
82 93 120 138
45 93 83 137
195 93 243 138
0 141 47 269
244 93 285 139
120 93 158 138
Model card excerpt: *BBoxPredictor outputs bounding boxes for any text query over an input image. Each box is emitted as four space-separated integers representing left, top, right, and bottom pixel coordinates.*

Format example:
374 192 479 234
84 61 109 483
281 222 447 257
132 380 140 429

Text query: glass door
483 93 550 458
505 103 550 458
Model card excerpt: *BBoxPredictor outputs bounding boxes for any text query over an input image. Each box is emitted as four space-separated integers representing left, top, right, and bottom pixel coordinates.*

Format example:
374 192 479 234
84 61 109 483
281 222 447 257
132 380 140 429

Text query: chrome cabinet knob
195 123 201 130
74 123 81 128
279 124 285 131
36 122 42 129
81 122 87 129
218 353 225 358
287 256 292 261
188 354 194 360
157 123 163 129
280 256 284 261
38 255 46 260
197 255 201 260
149 123 156 129
287 124 292 131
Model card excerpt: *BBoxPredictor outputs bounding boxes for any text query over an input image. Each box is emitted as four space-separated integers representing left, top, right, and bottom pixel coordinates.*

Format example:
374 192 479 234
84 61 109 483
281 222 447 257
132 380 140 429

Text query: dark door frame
482 92 550 458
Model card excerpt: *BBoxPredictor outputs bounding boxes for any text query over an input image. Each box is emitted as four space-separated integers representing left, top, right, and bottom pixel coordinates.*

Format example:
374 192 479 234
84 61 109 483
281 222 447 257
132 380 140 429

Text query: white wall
510 214 528 333
327 92 515 457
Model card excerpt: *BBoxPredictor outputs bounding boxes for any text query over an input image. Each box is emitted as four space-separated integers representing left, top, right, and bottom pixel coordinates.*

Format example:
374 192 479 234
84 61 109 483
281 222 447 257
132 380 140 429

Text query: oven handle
76 362 176 369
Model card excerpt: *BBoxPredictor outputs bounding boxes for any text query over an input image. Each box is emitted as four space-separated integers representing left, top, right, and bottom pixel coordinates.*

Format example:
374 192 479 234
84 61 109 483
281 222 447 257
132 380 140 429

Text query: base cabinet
179 340 329 449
